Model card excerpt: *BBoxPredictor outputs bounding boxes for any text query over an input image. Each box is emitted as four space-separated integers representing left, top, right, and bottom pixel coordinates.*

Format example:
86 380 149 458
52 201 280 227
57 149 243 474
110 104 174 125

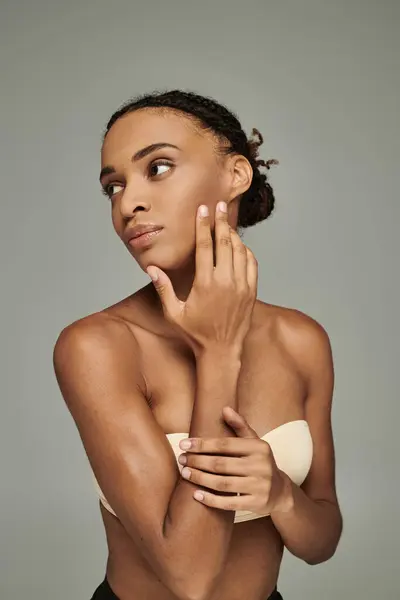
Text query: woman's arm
53 313 241 600
163 345 242 597
269 312 343 564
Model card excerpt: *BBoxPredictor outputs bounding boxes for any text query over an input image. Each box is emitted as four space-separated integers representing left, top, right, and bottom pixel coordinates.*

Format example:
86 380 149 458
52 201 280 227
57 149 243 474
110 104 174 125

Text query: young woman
53 90 343 600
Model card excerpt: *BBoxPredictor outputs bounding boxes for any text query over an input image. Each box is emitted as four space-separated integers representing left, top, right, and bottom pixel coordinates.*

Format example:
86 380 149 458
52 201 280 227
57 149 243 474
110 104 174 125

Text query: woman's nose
119 185 151 218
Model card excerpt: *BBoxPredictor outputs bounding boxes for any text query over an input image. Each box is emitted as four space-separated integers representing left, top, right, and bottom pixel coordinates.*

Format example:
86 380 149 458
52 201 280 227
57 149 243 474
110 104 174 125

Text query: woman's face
100 108 244 273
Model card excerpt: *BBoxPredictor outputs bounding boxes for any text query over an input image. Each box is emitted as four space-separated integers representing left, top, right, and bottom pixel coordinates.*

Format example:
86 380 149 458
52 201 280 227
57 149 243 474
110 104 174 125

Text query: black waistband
90 577 118 599
91 576 283 599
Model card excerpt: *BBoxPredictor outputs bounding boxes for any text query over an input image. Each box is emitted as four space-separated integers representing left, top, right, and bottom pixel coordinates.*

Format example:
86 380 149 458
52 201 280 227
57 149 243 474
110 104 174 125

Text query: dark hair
104 89 279 232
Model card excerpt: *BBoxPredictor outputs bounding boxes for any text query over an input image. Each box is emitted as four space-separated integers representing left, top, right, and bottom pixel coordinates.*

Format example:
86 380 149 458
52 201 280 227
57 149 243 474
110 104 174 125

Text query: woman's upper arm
284 310 339 505
52 314 178 566
301 319 338 504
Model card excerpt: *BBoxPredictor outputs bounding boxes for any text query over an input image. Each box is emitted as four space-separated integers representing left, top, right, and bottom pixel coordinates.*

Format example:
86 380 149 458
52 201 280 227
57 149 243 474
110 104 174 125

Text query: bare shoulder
254 299 331 341
54 310 135 354
53 310 148 406
254 300 334 383
54 282 152 349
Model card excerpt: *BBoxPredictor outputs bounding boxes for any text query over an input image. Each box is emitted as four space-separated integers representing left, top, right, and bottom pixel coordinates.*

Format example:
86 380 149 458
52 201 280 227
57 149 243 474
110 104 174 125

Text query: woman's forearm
163 346 242 599
270 473 343 565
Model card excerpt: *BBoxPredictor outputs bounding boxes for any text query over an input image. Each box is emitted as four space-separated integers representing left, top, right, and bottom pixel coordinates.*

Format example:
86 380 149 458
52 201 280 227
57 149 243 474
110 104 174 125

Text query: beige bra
92 419 313 524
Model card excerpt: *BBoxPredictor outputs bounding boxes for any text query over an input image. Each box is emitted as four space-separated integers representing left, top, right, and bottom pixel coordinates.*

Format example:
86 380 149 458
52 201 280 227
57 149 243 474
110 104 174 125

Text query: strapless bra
92 419 313 524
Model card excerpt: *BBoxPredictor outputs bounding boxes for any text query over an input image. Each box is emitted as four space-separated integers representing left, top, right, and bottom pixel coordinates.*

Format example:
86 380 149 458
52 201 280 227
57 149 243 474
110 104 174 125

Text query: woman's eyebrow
99 142 181 182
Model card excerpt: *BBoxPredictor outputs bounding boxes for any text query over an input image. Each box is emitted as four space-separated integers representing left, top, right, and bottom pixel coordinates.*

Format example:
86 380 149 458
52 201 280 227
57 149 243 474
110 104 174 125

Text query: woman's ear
226 154 253 201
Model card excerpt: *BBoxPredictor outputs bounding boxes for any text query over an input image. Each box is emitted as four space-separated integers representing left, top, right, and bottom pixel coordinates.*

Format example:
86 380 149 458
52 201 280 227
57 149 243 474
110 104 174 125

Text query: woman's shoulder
54 310 140 370
255 299 328 332
254 300 332 364
55 287 148 371
255 301 334 393
54 307 150 401
59 284 156 336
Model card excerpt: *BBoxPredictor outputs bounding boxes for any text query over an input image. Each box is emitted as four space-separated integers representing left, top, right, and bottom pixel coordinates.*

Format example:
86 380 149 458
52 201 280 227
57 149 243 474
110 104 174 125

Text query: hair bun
237 129 279 231
247 127 264 160
255 158 280 170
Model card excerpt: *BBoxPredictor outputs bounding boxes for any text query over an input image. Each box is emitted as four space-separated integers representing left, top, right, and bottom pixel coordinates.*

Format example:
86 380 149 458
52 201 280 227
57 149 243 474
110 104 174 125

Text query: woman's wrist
194 342 244 366
190 343 243 436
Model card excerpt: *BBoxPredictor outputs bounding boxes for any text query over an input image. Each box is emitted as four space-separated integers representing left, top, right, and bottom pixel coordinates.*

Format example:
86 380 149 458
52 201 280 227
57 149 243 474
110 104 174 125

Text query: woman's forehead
102 108 213 160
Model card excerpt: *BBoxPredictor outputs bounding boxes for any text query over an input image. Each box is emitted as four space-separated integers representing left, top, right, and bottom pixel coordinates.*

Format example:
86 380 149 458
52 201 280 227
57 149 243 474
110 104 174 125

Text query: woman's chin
134 254 179 273
138 255 194 276
130 241 195 274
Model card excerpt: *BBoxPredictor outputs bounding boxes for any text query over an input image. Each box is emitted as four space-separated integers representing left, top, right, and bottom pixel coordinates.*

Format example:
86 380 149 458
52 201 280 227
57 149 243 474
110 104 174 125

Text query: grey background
1 0 398 598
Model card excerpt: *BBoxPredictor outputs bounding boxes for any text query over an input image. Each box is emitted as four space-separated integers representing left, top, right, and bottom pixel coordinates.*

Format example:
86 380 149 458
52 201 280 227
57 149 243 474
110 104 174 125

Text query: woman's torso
95 285 308 600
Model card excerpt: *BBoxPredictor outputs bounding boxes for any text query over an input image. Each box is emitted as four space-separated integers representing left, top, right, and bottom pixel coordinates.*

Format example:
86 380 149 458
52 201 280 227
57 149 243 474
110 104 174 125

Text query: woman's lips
128 228 163 249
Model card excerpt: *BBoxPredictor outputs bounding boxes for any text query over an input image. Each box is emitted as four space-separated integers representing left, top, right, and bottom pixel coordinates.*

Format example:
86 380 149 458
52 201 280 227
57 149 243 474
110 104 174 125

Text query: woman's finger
179 436 260 456
179 453 250 476
214 201 233 277
194 204 214 286
181 466 253 494
229 227 248 288
192 489 251 510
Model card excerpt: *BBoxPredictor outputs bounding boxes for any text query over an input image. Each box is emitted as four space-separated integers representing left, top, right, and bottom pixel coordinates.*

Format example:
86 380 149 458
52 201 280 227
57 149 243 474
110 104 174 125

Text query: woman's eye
102 161 172 198
149 161 173 177
106 184 123 197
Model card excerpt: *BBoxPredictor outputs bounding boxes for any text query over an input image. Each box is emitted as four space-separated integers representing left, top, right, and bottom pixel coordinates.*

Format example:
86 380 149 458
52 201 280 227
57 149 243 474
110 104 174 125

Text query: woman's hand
146 202 258 357
177 407 294 516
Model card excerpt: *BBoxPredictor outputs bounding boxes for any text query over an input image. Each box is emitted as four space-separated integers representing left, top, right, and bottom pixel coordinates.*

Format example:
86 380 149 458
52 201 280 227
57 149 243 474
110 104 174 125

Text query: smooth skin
146 200 258 358
148 203 291 517
53 108 342 600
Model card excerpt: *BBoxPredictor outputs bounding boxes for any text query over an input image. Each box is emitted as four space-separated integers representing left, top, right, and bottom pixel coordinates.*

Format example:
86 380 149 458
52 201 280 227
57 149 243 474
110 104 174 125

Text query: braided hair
103 89 279 232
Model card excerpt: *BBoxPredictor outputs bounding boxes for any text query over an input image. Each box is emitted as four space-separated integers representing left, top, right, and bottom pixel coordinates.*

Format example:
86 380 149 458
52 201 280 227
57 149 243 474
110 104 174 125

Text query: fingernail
180 439 192 450
178 454 187 465
199 205 209 217
181 467 191 479
194 491 204 501
147 267 158 281
217 201 227 212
